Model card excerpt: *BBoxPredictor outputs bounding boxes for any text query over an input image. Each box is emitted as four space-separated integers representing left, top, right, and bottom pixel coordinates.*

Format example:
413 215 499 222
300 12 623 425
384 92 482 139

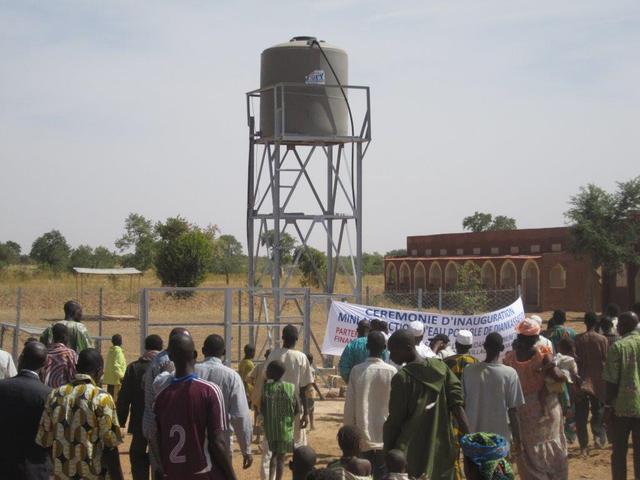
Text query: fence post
223 289 233 366
97 288 104 353
303 289 311 355
417 288 423 309
139 289 148 356
365 286 370 305
13 288 22 361
237 290 242 363
438 287 443 312
517 284 522 299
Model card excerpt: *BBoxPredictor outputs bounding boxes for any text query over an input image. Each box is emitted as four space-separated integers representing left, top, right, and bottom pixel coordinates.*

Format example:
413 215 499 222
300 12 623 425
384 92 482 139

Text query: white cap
529 315 543 326
455 330 473 346
407 320 424 337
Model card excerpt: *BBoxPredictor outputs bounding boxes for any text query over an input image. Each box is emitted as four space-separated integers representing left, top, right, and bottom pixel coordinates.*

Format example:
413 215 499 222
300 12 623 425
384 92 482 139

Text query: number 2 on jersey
169 424 187 463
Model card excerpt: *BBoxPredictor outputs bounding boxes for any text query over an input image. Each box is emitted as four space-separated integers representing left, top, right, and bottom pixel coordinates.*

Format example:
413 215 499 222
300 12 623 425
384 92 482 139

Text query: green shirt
40 320 94 353
262 380 296 453
383 359 464 480
603 331 640 417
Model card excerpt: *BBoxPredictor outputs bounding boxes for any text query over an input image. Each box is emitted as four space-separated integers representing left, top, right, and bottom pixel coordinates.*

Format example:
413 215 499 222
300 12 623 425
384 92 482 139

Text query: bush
30 230 71 272
154 219 214 291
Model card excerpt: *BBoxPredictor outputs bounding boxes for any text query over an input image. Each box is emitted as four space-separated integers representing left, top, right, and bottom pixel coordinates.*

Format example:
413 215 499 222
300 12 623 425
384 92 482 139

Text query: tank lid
263 37 345 53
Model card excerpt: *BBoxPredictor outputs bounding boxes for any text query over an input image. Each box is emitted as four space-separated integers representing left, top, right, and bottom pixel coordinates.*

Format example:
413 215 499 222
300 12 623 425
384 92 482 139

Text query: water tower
246 36 371 329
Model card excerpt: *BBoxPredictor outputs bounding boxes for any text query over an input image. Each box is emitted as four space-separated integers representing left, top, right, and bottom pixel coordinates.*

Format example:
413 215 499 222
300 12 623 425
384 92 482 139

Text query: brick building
384 227 640 312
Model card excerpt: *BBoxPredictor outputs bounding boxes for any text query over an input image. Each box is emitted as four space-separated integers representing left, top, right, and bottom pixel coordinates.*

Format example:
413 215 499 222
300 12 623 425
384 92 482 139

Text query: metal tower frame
246 83 371 328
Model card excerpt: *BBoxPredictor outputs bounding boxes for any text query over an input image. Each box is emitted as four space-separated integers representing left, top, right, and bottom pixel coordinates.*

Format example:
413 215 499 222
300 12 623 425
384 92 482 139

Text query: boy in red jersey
154 333 237 480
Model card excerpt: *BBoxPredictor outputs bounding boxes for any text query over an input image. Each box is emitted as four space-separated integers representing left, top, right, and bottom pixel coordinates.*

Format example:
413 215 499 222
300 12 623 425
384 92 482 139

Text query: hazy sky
1 0 639 256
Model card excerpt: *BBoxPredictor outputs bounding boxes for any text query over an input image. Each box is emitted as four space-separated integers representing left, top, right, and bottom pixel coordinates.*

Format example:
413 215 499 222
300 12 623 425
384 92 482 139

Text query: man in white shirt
0 348 17 379
344 331 397 480
408 321 435 360
463 332 525 449
530 315 553 351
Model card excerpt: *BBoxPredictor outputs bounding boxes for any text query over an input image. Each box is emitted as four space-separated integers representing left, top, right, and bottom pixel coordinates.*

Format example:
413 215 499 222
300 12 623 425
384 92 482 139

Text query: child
305 353 324 430
249 348 271 445
556 338 581 444
290 445 317 480
239 343 256 400
384 449 412 480
328 425 372 479
103 334 126 399
262 360 298 480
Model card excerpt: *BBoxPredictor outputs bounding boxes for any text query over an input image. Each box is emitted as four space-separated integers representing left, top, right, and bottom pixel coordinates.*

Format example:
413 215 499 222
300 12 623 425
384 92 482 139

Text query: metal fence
365 286 520 313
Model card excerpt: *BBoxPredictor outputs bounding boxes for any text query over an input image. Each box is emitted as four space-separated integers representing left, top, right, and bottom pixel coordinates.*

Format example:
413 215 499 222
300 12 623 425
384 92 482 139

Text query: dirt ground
116 398 632 479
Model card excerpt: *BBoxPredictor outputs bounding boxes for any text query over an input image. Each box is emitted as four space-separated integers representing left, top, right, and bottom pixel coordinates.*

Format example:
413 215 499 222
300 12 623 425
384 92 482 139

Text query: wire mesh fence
365 286 520 314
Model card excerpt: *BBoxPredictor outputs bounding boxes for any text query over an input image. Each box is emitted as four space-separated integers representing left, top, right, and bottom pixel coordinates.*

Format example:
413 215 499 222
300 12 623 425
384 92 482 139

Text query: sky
1 0 639 256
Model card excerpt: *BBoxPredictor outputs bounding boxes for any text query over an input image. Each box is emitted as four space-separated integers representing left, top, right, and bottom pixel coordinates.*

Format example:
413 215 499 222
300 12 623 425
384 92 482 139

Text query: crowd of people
0 300 639 480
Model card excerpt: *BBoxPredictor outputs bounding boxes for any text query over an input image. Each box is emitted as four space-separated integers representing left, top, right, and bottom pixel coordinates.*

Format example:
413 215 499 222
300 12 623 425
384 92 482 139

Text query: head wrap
460 432 514 480
515 318 541 336
529 315 543 326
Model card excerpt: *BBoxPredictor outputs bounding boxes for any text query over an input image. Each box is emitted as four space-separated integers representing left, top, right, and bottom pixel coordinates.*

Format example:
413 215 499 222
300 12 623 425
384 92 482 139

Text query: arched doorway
522 260 540 308
500 261 517 289
445 262 458 290
400 263 411 291
481 261 496 289
429 262 442 290
386 263 397 290
414 262 426 292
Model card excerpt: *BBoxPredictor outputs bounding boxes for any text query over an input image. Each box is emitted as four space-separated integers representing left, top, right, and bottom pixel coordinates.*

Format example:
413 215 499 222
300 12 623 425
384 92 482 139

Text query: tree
260 230 297 264
363 252 384 275
212 234 245 284
565 177 640 309
30 230 71 272
154 217 214 290
462 212 517 232
0 241 21 268
70 245 95 268
115 213 158 271
385 249 407 258
451 263 488 314
295 246 327 288
92 246 118 268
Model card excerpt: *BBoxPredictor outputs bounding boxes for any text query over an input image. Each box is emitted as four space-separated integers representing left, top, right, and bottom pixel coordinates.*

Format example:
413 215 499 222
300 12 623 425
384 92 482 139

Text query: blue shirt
339 337 370 382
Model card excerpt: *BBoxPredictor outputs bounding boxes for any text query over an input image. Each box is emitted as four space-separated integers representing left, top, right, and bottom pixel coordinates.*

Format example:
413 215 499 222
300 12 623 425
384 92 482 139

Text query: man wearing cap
408 320 435 361
530 315 553 350
444 330 478 380
339 319 371 383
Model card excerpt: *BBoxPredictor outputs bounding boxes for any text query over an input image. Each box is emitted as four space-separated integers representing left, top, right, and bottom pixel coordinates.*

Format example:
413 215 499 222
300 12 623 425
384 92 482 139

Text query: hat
455 330 473 346
407 320 424 337
515 318 541 336
529 315 543 326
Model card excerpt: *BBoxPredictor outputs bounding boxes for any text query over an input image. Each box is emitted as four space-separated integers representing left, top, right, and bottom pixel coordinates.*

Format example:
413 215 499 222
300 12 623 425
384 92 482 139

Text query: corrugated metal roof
73 267 142 275
385 255 542 261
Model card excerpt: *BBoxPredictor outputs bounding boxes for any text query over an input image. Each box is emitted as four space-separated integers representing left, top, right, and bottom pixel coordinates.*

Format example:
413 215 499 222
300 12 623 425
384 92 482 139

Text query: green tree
260 230 297 264
363 252 384 275
115 213 158 271
70 245 95 268
565 177 640 309
30 230 71 272
295 246 327 288
451 263 488 314
154 218 214 290
212 234 245 284
92 246 118 268
0 241 21 268
385 249 407 258
463 212 517 232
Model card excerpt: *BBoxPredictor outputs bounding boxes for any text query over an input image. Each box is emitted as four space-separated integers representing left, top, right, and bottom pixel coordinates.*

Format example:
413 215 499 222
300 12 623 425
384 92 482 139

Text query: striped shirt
43 343 78 388
262 380 296 454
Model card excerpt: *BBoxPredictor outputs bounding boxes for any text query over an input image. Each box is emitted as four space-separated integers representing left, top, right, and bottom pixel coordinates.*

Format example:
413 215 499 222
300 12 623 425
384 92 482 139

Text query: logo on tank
305 70 326 85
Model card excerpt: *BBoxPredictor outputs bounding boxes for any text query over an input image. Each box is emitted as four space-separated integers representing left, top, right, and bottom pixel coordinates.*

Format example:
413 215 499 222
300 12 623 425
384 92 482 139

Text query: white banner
321 297 525 357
